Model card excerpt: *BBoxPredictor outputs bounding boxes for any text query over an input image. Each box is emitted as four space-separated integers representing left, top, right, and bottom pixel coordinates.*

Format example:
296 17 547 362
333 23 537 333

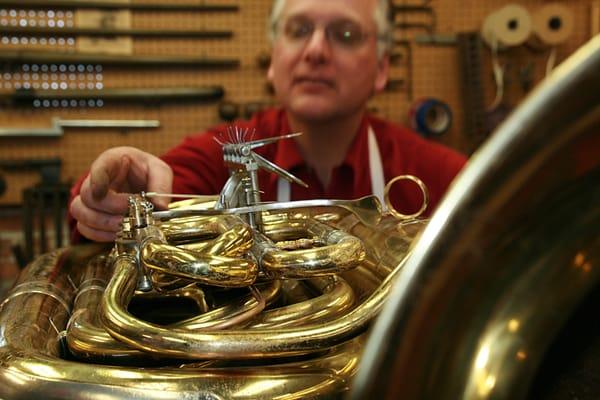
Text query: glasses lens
283 17 314 41
328 20 366 47
280 17 369 49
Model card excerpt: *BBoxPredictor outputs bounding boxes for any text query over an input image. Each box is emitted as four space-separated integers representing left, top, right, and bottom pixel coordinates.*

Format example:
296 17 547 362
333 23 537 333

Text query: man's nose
302 28 332 62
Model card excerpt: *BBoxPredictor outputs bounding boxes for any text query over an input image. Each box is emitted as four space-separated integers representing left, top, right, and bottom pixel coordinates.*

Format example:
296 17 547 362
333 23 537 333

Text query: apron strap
277 125 385 204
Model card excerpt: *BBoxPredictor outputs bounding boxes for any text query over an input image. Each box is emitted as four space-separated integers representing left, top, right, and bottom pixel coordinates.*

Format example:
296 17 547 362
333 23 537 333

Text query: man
69 0 467 242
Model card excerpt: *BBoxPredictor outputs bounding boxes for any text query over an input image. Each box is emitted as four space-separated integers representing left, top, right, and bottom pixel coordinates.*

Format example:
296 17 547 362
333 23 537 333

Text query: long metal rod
3 86 225 102
0 0 239 12
0 26 233 38
0 51 240 68
0 118 159 137
152 196 383 227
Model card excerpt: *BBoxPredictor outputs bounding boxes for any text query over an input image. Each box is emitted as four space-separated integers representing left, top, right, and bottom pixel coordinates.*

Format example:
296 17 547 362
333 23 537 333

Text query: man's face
268 0 389 123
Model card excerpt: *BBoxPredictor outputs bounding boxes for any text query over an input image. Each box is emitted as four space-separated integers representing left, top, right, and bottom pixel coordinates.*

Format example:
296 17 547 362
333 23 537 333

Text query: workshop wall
0 0 595 206
0 0 595 285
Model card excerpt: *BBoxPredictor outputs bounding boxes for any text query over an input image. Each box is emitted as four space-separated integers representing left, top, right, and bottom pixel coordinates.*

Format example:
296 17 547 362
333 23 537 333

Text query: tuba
0 126 429 398
1 35 598 400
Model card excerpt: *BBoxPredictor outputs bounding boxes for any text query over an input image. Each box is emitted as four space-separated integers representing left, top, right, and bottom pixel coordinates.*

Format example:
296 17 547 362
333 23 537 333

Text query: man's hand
70 146 173 242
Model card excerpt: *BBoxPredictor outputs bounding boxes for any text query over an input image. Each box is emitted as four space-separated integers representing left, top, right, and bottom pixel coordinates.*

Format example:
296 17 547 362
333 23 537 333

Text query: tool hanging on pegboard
0 118 159 137
391 3 436 34
0 1 239 12
457 32 487 153
0 25 234 39
1 86 225 107
0 51 240 68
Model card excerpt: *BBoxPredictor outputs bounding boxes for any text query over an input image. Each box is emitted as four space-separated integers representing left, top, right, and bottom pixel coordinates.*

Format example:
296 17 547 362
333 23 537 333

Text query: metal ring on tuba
0 126 428 399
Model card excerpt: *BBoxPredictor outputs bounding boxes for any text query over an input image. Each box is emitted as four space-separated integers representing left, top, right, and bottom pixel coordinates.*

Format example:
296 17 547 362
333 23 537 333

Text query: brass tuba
0 127 428 399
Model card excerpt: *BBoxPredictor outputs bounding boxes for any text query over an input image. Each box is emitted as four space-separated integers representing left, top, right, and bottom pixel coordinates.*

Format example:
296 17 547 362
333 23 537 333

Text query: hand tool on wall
0 26 233 39
384 78 405 92
0 118 159 137
0 1 239 12
0 158 62 184
593 1 600 37
2 86 225 105
218 101 240 122
217 101 277 122
0 51 240 68
392 3 436 34
393 39 413 100
0 169 6 197
392 3 457 47
457 32 487 153
0 158 71 265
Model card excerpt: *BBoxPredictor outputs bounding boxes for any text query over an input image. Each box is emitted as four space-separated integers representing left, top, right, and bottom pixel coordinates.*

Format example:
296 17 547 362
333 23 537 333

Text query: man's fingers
79 176 130 215
145 157 174 210
89 151 130 200
70 195 125 232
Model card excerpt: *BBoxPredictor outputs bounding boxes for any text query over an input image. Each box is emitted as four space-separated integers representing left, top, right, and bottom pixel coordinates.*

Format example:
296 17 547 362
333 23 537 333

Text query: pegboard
0 0 595 206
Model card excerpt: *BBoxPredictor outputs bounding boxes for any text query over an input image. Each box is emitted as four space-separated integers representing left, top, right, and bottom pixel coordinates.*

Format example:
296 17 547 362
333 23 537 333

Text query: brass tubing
257 219 366 278
100 249 409 359
170 281 281 330
0 245 106 357
150 215 254 290
0 335 364 400
133 285 209 313
247 276 355 329
172 216 253 256
149 271 193 292
66 254 149 362
141 240 258 287
1 249 362 398
68 267 279 362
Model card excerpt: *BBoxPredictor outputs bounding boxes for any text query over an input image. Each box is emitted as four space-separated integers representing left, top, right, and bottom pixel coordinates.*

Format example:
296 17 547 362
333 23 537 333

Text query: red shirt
161 108 467 217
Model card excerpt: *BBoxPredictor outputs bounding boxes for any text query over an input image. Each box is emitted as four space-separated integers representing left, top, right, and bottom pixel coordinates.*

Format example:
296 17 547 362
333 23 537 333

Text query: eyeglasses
278 16 379 49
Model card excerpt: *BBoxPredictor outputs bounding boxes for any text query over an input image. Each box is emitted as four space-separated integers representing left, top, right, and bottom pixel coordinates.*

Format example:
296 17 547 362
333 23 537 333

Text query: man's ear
267 60 275 84
374 54 390 93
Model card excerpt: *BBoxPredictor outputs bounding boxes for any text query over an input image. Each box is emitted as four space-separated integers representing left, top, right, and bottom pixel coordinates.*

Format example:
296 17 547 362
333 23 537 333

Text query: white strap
277 125 384 203
367 125 386 208
277 174 291 202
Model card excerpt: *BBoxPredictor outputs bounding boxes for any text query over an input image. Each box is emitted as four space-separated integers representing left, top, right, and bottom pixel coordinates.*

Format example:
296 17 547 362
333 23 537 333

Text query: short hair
268 0 393 58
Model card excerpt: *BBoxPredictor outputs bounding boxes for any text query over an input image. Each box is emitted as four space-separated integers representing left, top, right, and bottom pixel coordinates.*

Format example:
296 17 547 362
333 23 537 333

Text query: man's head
269 0 393 59
267 0 392 125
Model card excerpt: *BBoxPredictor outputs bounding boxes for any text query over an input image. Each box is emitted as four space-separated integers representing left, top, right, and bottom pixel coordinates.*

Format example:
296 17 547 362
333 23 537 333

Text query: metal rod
3 86 225 103
145 192 217 200
0 51 240 68
0 0 239 12
0 118 160 137
152 196 384 228
0 26 233 38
